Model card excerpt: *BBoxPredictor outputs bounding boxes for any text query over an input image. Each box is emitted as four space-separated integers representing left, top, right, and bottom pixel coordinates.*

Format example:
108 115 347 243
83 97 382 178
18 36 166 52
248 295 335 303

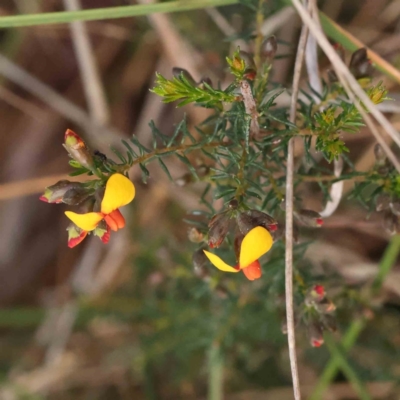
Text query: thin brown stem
285 2 310 399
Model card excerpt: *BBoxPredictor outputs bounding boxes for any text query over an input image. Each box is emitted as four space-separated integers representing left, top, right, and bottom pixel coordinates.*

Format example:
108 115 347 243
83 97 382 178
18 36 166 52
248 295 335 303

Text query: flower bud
62 187 91 205
243 68 257 81
390 199 400 216
375 193 391 212
308 320 324 348
63 130 94 170
67 223 88 248
94 220 110 244
310 284 325 302
172 67 196 86
349 48 373 79
39 180 83 203
208 212 230 248
192 248 210 280
232 55 245 72
294 209 323 227
188 227 204 243
236 210 278 235
261 36 277 63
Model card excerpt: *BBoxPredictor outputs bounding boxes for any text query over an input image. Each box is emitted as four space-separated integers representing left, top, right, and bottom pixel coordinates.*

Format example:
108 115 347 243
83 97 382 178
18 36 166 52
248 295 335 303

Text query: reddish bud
308 321 324 348
244 68 257 81
67 223 88 248
311 338 324 348
237 210 278 235
40 180 83 204
94 220 110 244
63 129 94 170
313 285 325 300
294 209 323 228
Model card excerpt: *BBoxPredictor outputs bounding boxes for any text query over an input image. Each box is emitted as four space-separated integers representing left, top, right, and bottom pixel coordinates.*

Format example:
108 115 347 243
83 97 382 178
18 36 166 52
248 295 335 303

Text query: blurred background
0 0 400 399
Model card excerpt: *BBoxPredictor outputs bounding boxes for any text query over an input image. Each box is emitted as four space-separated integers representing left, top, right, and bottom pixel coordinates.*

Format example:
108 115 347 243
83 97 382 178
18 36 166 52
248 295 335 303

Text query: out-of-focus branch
285 2 310 399
63 0 109 125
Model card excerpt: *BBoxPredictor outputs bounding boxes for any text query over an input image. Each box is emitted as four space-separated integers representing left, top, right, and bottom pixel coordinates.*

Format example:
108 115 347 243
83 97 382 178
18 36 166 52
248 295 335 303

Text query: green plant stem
309 319 365 400
324 334 372 400
208 343 224 400
372 234 400 292
0 0 239 28
253 0 265 70
124 141 224 173
309 235 400 400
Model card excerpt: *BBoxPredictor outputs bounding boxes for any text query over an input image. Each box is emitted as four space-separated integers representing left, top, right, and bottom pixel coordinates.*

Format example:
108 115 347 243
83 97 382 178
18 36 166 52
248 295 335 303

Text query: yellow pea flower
65 173 135 246
203 226 273 281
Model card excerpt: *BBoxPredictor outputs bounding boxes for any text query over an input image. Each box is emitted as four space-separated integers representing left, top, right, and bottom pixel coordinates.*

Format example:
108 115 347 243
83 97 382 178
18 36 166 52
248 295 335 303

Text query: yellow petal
203 250 239 273
65 211 103 231
239 226 273 268
101 174 135 215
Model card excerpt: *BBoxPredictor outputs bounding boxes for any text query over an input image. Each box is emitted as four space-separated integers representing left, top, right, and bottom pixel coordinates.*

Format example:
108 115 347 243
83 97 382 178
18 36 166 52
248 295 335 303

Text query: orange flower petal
242 260 262 280
68 230 88 248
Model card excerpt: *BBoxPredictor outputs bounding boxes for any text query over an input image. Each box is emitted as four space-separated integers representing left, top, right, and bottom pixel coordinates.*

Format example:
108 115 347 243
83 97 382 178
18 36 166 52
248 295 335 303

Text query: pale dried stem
291 0 400 173
63 0 110 125
0 53 123 145
240 80 259 137
285 2 310 399
306 0 344 218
